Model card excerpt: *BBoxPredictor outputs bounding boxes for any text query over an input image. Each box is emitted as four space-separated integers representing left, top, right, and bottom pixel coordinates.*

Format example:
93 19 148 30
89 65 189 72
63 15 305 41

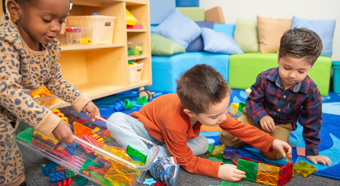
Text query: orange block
200 125 221 132
73 121 93 136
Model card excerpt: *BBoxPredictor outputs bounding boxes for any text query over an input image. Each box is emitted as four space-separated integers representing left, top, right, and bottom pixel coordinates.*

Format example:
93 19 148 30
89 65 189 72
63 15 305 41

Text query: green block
238 102 245 112
89 171 112 186
206 143 214 154
177 7 205 21
80 158 100 173
228 53 332 96
208 154 223 163
223 159 234 165
137 96 148 105
237 159 258 182
75 176 88 186
127 145 147 164
65 169 76 178
220 181 243 186
15 127 34 143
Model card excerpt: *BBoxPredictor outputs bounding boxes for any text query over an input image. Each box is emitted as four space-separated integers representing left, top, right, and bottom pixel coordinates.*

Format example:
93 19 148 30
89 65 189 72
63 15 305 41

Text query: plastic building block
49 170 66 182
230 103 239 115
296 147 306 157
219 181 242 186
123 99 133 110
15 127 34 143
113 100 125 112
256 163 280 186
80 158 101 173
89 171 112 186
237 158 258 182
76 176 88 186
294 161 317 177
206 143 214 154
73 121 93 136
127 24 143 29
33 130 59 146
126 145 147 164
207 144 225 156
137 96 148 105
42 162 60 176
142 178 156 186
126 9 137 25
223 159 234 165
153 182 165 186
278 162 293 186
238 102 246 112
208 155 223 163
62 142 76 155
223 149 241 160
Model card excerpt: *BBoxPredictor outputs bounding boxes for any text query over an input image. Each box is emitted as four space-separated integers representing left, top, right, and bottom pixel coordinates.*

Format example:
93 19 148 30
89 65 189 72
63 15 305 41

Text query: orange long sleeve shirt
130 94 276 178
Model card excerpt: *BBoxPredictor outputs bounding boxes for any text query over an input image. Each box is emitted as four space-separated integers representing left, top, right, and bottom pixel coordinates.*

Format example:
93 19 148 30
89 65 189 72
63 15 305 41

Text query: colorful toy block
73 121 93 136
296 147 306 157
294 161 317 177
206 143 214 154
219 181 243 186
48 170 66 182
278 162 293 186
223 149 241 160
15 127 34 143
238 102 246 112
126 9 137 26
207 144 225 156
256 163 280 185
76 176 88 186
127 145 147 164
137 96 148 105
208 154 223 163
230 103 239 115
237 158 258 182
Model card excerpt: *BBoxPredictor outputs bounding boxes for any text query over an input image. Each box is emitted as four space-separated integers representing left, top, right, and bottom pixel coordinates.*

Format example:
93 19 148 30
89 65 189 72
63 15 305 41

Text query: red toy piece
153 182 165 186
278 162 293 186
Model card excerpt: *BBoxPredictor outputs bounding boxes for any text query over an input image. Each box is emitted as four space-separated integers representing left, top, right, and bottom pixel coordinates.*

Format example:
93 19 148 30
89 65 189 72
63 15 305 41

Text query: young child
220 28 332 166
107 64 292 185
0 0 100 185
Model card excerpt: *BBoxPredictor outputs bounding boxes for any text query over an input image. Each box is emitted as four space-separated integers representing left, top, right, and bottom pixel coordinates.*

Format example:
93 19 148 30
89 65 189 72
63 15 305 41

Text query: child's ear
183 109 195 117
7 0 21 20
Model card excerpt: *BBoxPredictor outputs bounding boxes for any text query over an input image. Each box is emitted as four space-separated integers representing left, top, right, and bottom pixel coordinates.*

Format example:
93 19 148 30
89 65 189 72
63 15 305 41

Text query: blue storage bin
333 61 340 93
176 0 199 7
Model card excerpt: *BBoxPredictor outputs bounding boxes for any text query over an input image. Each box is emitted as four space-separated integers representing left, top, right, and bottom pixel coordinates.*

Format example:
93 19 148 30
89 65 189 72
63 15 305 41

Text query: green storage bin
333 61 340 94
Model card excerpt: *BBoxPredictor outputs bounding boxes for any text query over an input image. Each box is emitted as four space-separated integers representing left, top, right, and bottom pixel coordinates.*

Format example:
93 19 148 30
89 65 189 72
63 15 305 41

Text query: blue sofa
148 24 235 93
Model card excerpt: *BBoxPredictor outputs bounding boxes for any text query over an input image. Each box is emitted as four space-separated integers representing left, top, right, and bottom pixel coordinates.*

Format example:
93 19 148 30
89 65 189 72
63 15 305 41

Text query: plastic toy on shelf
14 105 159 186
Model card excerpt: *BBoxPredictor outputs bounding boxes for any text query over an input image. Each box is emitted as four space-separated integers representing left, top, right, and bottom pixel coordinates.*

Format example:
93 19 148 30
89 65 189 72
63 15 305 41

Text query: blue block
176 0 199 7
49 170 66 182
149 0 176 24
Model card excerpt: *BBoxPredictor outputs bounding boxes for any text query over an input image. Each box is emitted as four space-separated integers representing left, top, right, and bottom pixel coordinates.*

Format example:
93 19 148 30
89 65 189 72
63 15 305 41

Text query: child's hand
260 116 275 132
83 101 100 121
218 164 246 182
307 155 332 166
271 139 292 158
52 120 74 145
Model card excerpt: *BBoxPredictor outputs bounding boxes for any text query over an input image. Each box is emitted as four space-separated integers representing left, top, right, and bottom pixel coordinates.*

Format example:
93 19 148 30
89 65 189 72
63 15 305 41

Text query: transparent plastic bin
15 106 159 186
67 16 116 45
127 42 144 56
26 87 57 108
128 63 144 83
65 26 93 45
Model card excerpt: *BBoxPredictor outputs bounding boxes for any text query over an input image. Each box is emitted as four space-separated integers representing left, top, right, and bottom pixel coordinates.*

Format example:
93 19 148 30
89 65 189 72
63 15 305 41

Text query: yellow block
230 103 239 115
126 9 137 25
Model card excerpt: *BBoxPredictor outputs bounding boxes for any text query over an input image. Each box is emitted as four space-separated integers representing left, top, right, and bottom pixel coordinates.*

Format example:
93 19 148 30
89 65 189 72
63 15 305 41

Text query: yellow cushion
257 16 291 53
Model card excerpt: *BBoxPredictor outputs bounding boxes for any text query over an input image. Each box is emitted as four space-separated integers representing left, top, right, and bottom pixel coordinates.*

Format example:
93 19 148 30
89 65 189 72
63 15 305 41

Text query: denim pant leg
107 112 209 158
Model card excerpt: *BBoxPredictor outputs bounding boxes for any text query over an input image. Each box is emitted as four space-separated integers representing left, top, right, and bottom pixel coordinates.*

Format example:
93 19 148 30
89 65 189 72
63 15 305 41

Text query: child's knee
264 150 283 160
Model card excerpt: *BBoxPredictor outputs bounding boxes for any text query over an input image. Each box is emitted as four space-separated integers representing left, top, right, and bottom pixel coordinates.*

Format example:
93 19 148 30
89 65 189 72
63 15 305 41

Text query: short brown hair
176 64 231 114
279 28 323 66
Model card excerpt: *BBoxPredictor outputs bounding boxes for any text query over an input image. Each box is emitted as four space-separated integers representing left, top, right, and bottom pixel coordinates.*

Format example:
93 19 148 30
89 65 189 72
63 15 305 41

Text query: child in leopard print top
0 0 100 185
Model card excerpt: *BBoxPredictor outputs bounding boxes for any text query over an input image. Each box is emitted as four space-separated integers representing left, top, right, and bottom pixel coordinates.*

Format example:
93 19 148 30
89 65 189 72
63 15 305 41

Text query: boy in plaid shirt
220 28 332 166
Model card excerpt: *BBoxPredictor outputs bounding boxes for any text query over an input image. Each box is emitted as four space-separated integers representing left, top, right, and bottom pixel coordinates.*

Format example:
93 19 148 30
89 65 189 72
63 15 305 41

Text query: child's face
15 0 70 48
277 55 312 89
191 94 230 127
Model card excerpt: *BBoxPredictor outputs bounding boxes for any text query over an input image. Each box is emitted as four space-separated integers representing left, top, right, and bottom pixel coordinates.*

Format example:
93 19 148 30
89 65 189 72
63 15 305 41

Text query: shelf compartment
127 55 147 60
127 29 147 33
61 43 125 52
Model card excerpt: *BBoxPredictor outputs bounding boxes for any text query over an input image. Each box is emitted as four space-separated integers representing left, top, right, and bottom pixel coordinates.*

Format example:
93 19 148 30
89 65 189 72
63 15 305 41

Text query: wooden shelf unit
58 0 152 102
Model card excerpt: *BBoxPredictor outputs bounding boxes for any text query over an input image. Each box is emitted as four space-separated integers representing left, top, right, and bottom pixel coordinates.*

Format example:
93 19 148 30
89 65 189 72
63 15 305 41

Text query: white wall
200 0 340 61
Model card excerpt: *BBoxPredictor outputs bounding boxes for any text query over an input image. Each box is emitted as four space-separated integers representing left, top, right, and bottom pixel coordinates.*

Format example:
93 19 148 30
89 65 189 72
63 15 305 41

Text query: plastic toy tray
15 105 159 186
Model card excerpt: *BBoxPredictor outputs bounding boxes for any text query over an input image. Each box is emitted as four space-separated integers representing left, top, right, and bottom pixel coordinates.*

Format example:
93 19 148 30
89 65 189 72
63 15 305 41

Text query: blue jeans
106 112 209 158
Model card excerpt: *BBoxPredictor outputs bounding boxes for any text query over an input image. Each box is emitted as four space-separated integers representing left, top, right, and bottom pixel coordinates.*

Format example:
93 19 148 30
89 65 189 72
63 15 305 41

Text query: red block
278 162 293 186
127 24 143 29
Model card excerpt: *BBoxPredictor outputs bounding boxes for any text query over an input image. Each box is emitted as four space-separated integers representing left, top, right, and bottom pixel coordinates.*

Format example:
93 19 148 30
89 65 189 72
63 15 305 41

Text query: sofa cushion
177 7 205 21
186 21 214 52
257 16 292 53
228 53 331 96
291 16 336 58
201 27 243 54
151 33 186 56
148 52 231 93
234 19 259 53
152 9 201 49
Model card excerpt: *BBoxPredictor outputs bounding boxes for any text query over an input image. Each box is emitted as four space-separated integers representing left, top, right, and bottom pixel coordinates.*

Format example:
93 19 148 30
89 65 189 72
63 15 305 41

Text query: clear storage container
127 42 144 56
15 104 159 186
65 26 93 45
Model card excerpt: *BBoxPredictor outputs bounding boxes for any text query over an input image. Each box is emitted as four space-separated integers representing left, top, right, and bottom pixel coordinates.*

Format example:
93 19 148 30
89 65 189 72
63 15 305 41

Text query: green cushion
234 19 259 53
177 7 205 21
151 33 185 56
228 53 331 96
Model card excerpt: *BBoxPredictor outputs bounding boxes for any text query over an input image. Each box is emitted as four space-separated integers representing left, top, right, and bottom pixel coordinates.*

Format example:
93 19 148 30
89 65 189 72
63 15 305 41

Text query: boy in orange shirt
107 64 292 185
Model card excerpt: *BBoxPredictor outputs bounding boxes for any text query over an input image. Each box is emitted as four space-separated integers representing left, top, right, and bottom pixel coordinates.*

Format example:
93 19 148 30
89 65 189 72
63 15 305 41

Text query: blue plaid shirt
246 67 322 156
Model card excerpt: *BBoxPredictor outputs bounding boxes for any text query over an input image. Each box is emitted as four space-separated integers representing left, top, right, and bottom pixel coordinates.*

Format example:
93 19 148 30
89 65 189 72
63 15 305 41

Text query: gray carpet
19 144 340 186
